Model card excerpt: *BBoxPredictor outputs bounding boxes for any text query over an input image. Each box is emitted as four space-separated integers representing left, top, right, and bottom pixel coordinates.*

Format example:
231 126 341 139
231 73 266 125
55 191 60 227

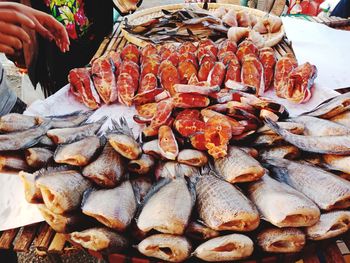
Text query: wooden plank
302 243 320 263
117 38 128 52
47 233 67 254
13 223 39 252
0 228 19 249
323 242 345 263
35 224 55 252
90 37 111 62
312 16 324 23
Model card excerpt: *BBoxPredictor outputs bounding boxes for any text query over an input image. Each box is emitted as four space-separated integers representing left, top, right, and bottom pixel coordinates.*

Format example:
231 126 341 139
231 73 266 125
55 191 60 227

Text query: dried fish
306 211 350 240
137 234 192 262
185 220 220 241
142 139 162 157
252 134 284 147
0 113 42 132
214 146 264 183
239 147 259 158
177 149 208 167
155 161 198 179
257 227 305 253
82 181 136 231
47 110 94 128
37 135 55 147
25 147 53 168
130 176 153 203
248 174 320 227
259 145 300 160
257 122 304 135
19 171 42 203
330 110 350 128
0 152 30 171
323 154 350 174
128 154 155 175
193 234 254 262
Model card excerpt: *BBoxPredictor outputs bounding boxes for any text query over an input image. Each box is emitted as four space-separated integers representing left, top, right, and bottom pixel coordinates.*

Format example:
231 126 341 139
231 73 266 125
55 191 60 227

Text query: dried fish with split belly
193 234 254 262
19 171 42 203
155 161 198 180
291 115 350 136
107 118 141 160
36 169 91 214
83 142 126 188
177 149 208 167
185 220 220 241
323 154 350 174
248 174 320 227
252 134 284 147
82 181 136 231
70 227 129 254
265 118 350 154
137 234 192 263
257 227 305 253
259 145 300 160
306 211 350 240
257 122 304 135
0 152 30 171
130 176 153 203
214 146 264 183
196 173 259 231
128 154 155 175
54 136 102 166
47 110 94 128
267 158 350 210
137 177 193 235
330 110 350 128
47 117 106 144
25 147 53 168
0 113 42 132
0 121 51 151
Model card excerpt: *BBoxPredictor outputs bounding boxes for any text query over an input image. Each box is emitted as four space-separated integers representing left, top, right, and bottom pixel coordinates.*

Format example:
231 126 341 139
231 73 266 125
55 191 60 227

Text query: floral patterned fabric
44 0 90 39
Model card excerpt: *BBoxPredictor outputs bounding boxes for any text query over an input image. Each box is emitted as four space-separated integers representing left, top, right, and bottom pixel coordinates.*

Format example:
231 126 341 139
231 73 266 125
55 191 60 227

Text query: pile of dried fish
6 91 350 262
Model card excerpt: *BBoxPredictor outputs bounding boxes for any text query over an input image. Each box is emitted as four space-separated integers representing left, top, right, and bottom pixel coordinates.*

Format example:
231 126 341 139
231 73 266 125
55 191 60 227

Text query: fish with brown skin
46 110 94 128
195 171 260 232
0 113 43 132
0 121 51 151
330 110 350 128
0 152 31 171
47 116 106 144
82 142 126 188
25 147 53 168
81 181 136 231
247 174 320 227
257 227 305 253
70 227 129 254
265 118 350 154
128 154 155 175
19 171 42 203
107 118 142 160
137 234 192 263
36 169 91 214
193 234 254 262
137 177 194 235
306 211 350 240
185 220 220 241
54 136 103 166
259 145 300 160
266 158 350 211
214 146 264 183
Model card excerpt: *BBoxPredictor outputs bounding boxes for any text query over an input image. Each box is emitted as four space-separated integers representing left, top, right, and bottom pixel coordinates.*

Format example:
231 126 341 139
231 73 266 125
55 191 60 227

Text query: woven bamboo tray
122 3 286 48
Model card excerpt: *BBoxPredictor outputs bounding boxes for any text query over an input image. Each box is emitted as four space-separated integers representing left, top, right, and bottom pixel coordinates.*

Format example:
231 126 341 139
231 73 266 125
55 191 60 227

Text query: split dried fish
252 134 284 147
19 171 42 203
323 154 350 174
177 149 208 167
193 234 254 262
0 113 42 132
130 176 153 203
330 110 350 128
155 161 198 179
257 227 305 253
128 154 155 175
25 147 53 168
257 122 304 135
83 142 126 188
82 181 136 231
0 152 30 171
248 174 320 227
259 145 300 160
37 135 55 147
47 110 94 128
185 220 220 241
214 146 264 183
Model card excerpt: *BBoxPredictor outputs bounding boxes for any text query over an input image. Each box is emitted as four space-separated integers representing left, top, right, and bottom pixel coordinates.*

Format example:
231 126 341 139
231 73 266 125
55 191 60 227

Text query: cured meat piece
109 51 122 78
179 52 198 69
136 103 157 119
140 44 158 64
218 39 237 57
117 73 135 106
178 42 197 54
167 52 180 67
141 58 159 79
120 61 139 90
159 44 177 61
178 61 198 84
225 59 241 84
120 43 139 63
241 54 264 95
228 27 250 43
173 84 220 95
138 73 158 94
208 62 226 87
142 54 161 66
175 109 201 121
286 62 317 103
68 68 101 109
91 55 118 104
218 51 237 66
236 40 259 63
173 93 210 108
222 9 238 27
274 53 298 98
159 63 180 95
259 47 276 91
133 89 163 106
174 119 205 137
198 58 215 82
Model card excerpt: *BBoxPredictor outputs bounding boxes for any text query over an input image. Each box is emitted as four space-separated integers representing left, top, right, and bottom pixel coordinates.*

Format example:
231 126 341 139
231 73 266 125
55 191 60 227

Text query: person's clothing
0 250 18 263
0 64 17 116
331 0 350 18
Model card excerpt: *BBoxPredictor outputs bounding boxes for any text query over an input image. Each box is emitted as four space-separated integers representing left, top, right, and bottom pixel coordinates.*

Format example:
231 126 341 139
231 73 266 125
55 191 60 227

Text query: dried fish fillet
193 234 254 262
0 113 42 132
137 234 192 263
0 152 30 171
25 147 53 168
257 227 305 253
306 211 350 240
82 181 136 231
36 169 91 214
248 174 320 227
214 146 264 183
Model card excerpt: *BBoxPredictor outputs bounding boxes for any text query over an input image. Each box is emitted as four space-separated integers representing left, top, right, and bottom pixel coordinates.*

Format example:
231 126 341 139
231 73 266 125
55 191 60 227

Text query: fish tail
263 158 290 184
264 118 283 135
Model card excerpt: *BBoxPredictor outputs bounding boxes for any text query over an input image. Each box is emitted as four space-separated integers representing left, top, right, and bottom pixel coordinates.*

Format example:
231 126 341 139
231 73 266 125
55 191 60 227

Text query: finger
0 10 35 29
0 32 22 50
31 17 54 41
0 43 15 55
0 21 31 44
40 14 70 46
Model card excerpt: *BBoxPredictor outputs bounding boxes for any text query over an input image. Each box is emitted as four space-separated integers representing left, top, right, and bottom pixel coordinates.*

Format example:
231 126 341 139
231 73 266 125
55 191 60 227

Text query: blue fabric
0 64 17 116
331 0 350 18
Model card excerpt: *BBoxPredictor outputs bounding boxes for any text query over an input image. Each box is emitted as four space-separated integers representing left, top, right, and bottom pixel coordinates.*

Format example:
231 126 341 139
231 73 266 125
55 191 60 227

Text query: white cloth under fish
0 172 43 231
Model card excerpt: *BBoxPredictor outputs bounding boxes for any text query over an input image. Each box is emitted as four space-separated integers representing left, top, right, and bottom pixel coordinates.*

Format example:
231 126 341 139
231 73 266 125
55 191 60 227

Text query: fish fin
34 165 76 181
131 180 142 206
81 187 97 208
99 136 107 146
264 118 284 136
108 117 134 138
263 158 291 184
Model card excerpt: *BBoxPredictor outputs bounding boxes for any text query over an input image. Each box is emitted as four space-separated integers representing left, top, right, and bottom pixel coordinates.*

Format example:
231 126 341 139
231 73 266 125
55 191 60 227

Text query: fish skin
142 140 161 157
214 146 264 183
46 110 94 128
0 152 31 171
248 174 320 227
177 149 208 167
291 115 350 136
19 171 42 203
0 113 42 132
54 136 102 166
252 134 284 147
25 147 53 168
239 147 259 158
137 234 192 263
47 117 106 145
257 227 305 253
83 142 126 188
196 173 260 231
37 135 55 147
70 227 129 253
259 145 300 160
128 154 155 175
0 121 51 151
82 181 136 231
193 234 254 262
265 118 350 154
130 176 153 204
155 161 199 180
330 110 350 128
257 122 304 135
185 220 220 241
306 211 350 240
266 158 350 210
36 169 91 214
323 154 350 174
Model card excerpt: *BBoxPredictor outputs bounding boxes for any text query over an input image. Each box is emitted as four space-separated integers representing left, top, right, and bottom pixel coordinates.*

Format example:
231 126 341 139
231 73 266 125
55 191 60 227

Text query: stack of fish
3 91 350 262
